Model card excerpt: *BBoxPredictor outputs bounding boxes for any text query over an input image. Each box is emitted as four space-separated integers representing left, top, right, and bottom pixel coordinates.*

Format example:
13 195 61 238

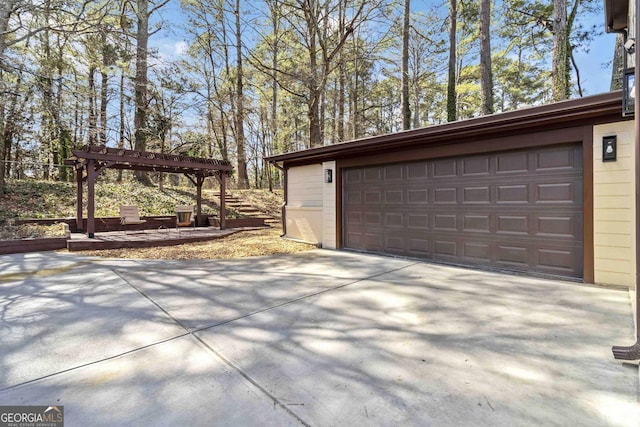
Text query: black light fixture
324 168 333 183
623 67 635 117
603 135 617 162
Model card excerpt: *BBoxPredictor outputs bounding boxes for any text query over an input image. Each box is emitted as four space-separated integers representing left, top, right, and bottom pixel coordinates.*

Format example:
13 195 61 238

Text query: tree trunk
401 0 411 130
337 1 345 142
552 0 568 101
611 32 625 91
235 0 249 188
133 0 151 184
479 0 493 115
88 65 97 145
118 69 125 182
446 0 457 122
99 42 109 146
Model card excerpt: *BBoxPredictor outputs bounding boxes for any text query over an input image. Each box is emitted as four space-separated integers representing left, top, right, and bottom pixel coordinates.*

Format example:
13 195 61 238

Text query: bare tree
122 0 169 184
401 0 411 129
446 0 457 122
234 0 249 188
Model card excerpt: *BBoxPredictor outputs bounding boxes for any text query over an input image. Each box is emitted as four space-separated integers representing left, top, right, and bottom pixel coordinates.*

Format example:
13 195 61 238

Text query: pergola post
219 171 226 230
87 159 96 238
196 175 204 226
76 168 83 232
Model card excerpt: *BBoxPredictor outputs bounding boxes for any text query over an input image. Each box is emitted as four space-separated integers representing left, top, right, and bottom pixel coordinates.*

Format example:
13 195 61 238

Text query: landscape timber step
213 192 281 225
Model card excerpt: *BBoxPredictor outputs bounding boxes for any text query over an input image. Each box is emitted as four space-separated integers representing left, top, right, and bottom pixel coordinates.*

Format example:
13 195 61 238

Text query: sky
151 0 619 98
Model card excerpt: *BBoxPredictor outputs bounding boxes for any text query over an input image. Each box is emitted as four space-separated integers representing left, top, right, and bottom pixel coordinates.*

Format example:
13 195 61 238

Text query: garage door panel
365 190 382 204
535 146 581 171
496 151 530 173
344 169 363 183
343 145 583 278
463 186 491 203
433 159 457 177
462 157 491 176
536 182 577 203
385 213 404 227
537 216 577 238
385 190 404 204
365 212 382 226
434 240 457 257
538 248 577 271
497 245 530 266
434 188 457 203
463 242 491 261
384 164 404 180
463 215 491 233
408 163 428 179
346 190 362 204
365 168 382 182
408 214 429 228
497 215 529 234
497 185 529 203
434 215 457 231
408 188 428 203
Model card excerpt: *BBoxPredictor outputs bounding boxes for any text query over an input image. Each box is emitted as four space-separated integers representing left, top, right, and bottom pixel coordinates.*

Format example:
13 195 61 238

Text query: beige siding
322 161 337 249
288 164 323 207
285 207 322 244
286 164 323 243
593 121 636 289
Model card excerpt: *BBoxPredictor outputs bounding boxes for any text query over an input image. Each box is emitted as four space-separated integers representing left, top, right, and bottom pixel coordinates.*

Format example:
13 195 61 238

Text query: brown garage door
343 144 583 278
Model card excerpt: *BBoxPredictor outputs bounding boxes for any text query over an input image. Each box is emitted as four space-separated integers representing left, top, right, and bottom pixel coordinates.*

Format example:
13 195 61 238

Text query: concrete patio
0 250 637 426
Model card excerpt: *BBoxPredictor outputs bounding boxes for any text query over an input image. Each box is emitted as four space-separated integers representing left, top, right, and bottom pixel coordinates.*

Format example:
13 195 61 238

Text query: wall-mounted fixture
623 67 635 117
603 136 617 162
324 168 333 183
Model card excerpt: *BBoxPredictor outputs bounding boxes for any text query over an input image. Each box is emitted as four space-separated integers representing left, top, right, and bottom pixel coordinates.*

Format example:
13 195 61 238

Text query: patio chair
119 205 147 233
175 205 195 231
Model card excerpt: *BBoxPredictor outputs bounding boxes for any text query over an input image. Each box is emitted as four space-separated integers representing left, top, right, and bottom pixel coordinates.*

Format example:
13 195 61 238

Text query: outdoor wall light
623 67 635 117
603 136 617 162
324 168 333 183
624 38 636 54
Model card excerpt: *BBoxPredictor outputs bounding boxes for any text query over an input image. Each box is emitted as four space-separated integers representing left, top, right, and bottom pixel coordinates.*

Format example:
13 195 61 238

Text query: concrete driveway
0 250 637 426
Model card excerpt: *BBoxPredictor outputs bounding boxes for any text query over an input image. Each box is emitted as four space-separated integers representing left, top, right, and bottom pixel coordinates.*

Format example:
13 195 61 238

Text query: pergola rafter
65 145 233 238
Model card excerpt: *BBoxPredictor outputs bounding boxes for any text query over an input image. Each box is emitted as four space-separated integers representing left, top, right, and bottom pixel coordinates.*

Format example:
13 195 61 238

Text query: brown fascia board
266 91 626 167
604 0 628 33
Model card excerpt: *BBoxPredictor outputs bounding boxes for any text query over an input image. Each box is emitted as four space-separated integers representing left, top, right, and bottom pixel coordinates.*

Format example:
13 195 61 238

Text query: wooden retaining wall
0 238 68 255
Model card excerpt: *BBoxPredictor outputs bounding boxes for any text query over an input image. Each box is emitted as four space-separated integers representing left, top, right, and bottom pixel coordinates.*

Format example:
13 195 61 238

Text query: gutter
265 92 624 166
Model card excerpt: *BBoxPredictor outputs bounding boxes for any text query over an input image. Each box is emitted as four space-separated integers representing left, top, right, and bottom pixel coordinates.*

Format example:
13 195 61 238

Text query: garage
343 144 584 278
267 92 636 286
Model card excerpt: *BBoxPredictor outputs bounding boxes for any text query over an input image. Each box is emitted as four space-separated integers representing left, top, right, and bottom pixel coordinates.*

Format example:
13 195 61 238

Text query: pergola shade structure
65 145 233 238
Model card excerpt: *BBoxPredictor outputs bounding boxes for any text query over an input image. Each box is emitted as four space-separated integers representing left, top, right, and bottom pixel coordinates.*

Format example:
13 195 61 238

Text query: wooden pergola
65 145 233 238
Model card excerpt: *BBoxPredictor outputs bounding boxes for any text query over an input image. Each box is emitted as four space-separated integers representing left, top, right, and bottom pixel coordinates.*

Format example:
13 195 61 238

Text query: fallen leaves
72 227 315 260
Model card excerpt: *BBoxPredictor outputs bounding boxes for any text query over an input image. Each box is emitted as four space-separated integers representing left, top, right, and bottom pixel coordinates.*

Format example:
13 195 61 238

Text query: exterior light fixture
623 67 635 117
324 168 333 183
603 136 617 162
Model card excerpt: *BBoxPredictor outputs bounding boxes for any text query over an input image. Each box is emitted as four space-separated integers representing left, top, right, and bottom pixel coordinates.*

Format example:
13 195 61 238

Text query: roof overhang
266 91 625 167
605 0 629 33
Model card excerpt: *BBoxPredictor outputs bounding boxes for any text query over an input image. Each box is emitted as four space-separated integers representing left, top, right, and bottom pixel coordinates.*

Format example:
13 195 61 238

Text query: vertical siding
593 121 636 288
322 161 336 249
285 164 323 243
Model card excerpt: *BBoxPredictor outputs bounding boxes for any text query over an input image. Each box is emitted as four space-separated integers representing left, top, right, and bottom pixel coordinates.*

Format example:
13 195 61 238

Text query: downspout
270 161 287 238
613 0 640 360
